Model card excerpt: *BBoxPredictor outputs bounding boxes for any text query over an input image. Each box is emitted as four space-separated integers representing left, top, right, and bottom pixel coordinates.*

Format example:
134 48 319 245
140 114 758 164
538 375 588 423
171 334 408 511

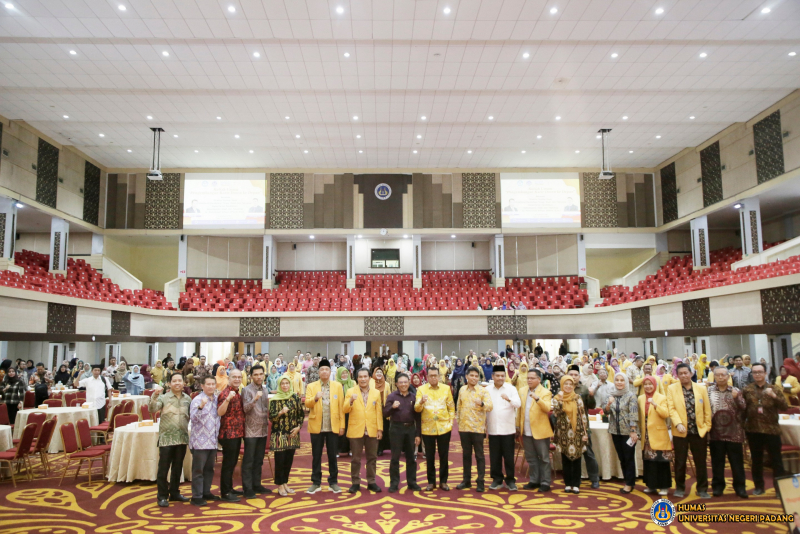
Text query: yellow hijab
215 365 228 392
560 376 579 431
285 363 302 394
385 359 397 381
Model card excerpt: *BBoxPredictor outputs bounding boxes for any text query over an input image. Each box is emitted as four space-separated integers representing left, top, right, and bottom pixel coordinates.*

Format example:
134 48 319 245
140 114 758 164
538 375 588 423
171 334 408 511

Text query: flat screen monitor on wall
183 173 266 229
500 172 581 228
371 249 400 268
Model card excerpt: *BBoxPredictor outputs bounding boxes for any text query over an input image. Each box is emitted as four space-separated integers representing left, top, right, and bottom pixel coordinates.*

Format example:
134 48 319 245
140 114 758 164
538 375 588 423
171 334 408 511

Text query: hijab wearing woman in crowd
54 364 71 385
124 365 146 395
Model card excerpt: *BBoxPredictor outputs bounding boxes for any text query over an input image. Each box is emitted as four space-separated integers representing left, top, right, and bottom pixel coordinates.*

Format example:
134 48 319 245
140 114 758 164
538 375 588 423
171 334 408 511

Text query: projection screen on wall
183 173 266 229
500 172 581 228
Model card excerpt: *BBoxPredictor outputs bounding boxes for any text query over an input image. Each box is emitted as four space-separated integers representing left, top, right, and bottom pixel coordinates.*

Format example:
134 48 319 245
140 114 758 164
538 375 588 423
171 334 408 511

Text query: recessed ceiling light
413 150 418 154
310 235 315 239
451 234 456 238
622 116 628 120
575 150 580 153
216 116 222 120
550 7 558 14
358 235 362 238
611 53 618 58
523 52 530 59
555 116 561 120
352 115 358 120
790 52 797 57
421 115 427 120
488 116 494 120
761 7 771 13
734 203 742 209
4 3 13 9
536 135 542 139
443 6 451 14
403 235 408 238
655 135 661 139
359 150 363 153
655 7 664 14
249 150 254 153
521 150 526 153
162 51 169 57
15 202 23 208
234 134 240 138
173 134 178 138
194 150 199 153
228 6 235 13
467 150 473 153
69 50 76 55
98 133 105 137
285 116 290 120
146 115 153 120
127 149 132 153
596 135 601 139
63 115 69 119
416 134 422 139
699 52 707 58
356 134 362 138
295 134 301 138
118 4 126 11
304 150 309 153
253 52 260 58
336 6 344 14
629 150 634 153
689 116 695 120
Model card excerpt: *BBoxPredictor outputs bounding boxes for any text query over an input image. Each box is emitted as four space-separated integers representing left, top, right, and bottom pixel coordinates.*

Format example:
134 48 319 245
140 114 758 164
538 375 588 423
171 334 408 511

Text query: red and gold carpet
0 428 791 534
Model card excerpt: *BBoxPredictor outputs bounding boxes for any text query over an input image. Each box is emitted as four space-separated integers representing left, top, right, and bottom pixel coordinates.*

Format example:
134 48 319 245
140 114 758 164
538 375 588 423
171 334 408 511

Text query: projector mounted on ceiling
598 128 613 179
147 127 164 180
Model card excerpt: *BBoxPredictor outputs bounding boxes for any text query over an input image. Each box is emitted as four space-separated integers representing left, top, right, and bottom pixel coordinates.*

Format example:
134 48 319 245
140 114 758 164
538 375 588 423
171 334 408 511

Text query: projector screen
183 173 266 229
500 172 581 228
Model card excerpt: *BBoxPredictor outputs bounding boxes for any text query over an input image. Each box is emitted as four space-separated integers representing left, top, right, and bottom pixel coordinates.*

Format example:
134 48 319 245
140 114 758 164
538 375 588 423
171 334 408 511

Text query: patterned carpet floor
0 427 792 534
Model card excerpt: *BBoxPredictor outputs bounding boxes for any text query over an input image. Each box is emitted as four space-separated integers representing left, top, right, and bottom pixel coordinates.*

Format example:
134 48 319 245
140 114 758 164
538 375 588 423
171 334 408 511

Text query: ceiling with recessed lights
0 0 799 170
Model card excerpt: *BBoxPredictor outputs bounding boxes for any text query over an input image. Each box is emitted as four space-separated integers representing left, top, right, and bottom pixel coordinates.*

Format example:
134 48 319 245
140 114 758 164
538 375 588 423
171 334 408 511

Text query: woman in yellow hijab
285 362 303 395
438 359 450 386
695 354 709 381
512 361 529 396
385 358 398 393
215 364 229 392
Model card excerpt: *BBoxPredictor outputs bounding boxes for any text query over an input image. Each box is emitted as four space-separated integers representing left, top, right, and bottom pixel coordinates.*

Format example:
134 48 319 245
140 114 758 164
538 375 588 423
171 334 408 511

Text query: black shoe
367 483 382 493
255 486 273 494
170 495 190 502
203 494 221 501
408 484 422 491
523 482 539 490
712 491 723 497
736 492 749 499
157 498 169 507
457 482 471 490
538 485 550 493
476 482 485 492
190 498 207 507
591 481 600 489
243 491 257 499
348 485 360 494
388 486 398 493
506 482 518 491
753 488 765 496
231 489 244 495
221 494 240 502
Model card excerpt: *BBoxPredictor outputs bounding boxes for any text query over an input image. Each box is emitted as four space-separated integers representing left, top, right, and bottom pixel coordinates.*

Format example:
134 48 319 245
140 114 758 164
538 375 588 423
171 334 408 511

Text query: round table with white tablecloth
109 395 151 416
13 407 99 453
106 422 192 483
778 418 800 472
550 419 643 480
0 425 12 452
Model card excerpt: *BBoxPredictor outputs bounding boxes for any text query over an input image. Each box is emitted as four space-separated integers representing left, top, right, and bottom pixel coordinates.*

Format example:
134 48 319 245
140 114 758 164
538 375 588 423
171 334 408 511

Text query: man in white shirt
485 364 521 490
79 365 112 423
362 353 373 371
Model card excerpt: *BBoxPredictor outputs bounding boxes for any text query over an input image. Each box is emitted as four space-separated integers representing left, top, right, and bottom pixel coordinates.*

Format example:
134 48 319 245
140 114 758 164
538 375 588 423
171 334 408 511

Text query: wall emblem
375 183 392 200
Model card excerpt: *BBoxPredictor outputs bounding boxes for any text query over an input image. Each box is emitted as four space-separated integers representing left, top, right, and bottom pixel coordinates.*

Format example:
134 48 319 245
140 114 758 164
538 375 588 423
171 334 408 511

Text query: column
346 235 356 289
738 197 763 256
178 235 187 279
690 215 710 270
412 234 422 288
491 234 505 287
50 217 69 274
263 235 275 289
0 196 18 263
577 233 586 278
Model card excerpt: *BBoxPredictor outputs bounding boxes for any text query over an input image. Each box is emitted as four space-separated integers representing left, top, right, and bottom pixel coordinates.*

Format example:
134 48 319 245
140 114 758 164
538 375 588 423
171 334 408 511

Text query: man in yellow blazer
666 362 712 499
304 359 345 495
343 367 384 494
415 367 456 491
516 368 554 492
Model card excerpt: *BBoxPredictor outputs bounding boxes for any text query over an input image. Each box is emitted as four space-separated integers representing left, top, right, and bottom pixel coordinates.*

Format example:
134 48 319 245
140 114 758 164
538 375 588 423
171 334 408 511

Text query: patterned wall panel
36 138 59 208
83 161 101 226
364 316 404 336
631 307 651 332
52 232 61 270
682 298 710 329
47 303 76 335
700 141 723 207
487 316 527 336
239 317 280 337
144 172 181 229
698 228 707 267
111 311 131 337
761 284 800 325
753 110 785 184
582 172 618 228
0 213 5 257
269 173 304 229
660 162 678 224
750 212 760 253
462 173 497 228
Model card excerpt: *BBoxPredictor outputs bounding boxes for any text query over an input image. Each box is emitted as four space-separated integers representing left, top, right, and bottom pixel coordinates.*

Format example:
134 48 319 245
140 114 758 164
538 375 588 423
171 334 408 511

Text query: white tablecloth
551 420 643 480
106 422 192 482
0 425 12 451
13 407 99 453
779 419 800 471
109 395 150 415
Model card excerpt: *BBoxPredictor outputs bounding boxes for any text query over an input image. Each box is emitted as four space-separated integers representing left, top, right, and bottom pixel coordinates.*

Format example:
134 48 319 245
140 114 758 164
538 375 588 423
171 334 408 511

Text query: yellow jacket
776 375 800 398
414 383 455 436
342 386 384 438
304 380 346 434
516 384 554 440
637 392 671 451
666 381 712 438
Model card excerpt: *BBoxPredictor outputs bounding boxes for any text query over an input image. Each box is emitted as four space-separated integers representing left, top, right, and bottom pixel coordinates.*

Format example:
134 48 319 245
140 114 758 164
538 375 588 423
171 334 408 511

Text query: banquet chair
76 391 87 401
31 418 57 475
0 403 11 428
143 389 154 397
120 400 135 414
76 419 112 455
0 423 37 486
140 405 151 421
50 391 63 401
12 412 46 445
114 413 140 430
89 405 120 442
64 393 78 406
43 399 64 408
587 408 603 416
59 423 106 485
191 391 200 399
69 399 83 407
23 391 35 409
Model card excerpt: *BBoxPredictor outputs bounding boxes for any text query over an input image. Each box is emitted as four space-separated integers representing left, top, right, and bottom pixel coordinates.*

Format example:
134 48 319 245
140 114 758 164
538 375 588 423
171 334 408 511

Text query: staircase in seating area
596 243 798 307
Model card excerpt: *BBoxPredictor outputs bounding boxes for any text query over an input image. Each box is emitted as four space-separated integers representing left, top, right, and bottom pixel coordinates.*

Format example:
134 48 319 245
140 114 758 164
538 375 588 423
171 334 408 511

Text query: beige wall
105 236 178 290
421 240 490 271
586 248 656 288
504 235 578 277
16 232 94 256
188 236 263 279
275 241 347 272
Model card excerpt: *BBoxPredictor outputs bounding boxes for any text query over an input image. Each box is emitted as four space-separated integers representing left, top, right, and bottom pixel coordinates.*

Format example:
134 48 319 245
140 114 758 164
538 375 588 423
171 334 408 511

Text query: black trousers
97 405 106 424
157 444 187 499
219 437 242 496
242 436 267 492
561 454 582 488
488 434 516 484
747 432 785 491
389 423 418 488
422 432 451 484
274 449 296 485
611 433 637 487
378 417 391 452
310 431 339 486
460 431 486 484
338 414 350 454
710 440 746 495
673 433 708 492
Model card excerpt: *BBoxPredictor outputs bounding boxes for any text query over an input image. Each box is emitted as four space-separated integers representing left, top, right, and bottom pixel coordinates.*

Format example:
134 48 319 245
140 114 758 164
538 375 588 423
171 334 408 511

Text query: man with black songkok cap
305 358 346 494
486 364 521 490
566 363 601 489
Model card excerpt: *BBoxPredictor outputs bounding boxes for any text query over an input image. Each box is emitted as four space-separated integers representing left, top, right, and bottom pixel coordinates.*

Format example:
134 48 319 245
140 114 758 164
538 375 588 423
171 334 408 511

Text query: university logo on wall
375 183 392 200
